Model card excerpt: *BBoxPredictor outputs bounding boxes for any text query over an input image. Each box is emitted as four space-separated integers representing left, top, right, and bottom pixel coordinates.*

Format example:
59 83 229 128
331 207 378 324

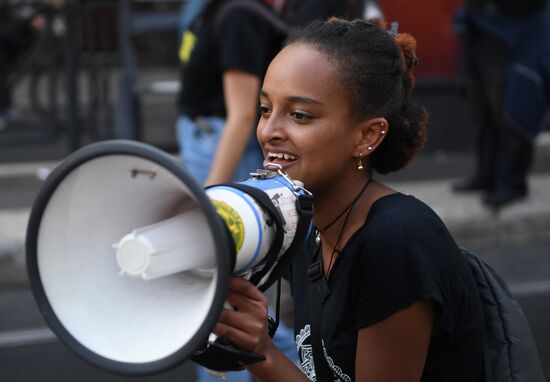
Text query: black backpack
460 249 545 381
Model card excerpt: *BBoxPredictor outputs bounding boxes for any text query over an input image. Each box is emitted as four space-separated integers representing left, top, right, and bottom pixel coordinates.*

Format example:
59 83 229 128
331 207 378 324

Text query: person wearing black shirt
176 0 284 186
0 2 47 129
291 194 484 381
212 18 485 381
452 0 550 208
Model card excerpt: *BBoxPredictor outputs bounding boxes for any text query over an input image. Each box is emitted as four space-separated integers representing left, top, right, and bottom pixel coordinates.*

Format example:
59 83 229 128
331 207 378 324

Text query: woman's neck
312 175 373 230
312 176 395 257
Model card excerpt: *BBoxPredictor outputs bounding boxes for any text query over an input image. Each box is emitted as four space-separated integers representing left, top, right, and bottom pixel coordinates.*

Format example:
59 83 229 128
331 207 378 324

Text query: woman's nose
257 113 285 144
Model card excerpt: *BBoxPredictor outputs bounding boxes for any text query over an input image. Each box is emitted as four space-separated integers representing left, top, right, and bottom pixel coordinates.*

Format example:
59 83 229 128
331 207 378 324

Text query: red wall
380 0 463 78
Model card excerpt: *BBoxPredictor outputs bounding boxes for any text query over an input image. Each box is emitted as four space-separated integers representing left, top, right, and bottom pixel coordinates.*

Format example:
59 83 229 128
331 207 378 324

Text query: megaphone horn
25 140 312 375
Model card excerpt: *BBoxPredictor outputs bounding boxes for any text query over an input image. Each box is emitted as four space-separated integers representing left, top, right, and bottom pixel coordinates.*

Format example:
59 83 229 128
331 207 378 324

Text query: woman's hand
214 277 312 381
213 277 273 355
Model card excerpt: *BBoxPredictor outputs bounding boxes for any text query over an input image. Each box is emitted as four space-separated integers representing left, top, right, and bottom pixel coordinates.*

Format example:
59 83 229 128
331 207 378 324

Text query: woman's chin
284 164 306 185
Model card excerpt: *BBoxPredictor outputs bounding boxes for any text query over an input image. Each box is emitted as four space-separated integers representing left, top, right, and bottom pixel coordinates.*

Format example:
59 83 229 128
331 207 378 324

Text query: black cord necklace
315 177 372 280
321 178 372 233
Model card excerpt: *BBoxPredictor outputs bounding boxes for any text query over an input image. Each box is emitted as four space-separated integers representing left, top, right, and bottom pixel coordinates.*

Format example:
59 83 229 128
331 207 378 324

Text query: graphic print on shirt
295 324 351 382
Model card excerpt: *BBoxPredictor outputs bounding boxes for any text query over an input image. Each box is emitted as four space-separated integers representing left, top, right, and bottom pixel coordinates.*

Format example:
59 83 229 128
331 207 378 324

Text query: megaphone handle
214 337 266 364
193 336 266 371
193 286 281 373
267 277 281 338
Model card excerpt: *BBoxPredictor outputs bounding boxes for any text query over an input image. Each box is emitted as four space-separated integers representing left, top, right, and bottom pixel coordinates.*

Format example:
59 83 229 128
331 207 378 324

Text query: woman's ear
354 117 388 157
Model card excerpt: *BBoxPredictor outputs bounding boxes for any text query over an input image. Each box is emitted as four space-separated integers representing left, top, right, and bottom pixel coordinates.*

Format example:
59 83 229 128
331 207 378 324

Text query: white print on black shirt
295 324 351 382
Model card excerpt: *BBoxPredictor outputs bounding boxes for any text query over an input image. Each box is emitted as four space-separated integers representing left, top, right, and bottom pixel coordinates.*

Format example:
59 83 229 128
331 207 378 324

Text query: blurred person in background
0 1 45 130
452 0 550 209
175 0 286 187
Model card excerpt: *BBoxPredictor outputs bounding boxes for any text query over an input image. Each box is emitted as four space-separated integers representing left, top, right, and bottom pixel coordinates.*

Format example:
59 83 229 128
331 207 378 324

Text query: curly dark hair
285 18 428 174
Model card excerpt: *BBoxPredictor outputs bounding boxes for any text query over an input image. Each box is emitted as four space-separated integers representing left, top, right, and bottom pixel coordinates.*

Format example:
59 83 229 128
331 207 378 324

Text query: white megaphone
25 140 312 375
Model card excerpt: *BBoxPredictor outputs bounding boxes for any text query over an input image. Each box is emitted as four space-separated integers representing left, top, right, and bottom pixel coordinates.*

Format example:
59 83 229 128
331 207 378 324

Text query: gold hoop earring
357 152 364 171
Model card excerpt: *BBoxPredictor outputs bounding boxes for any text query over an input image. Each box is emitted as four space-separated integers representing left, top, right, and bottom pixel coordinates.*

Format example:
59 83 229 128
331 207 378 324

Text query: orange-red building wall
380 0 463 78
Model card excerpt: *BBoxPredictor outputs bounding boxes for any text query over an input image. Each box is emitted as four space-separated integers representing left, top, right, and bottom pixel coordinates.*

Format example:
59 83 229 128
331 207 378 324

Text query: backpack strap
214 0 292 36
307 246 333 382
178 0 208 35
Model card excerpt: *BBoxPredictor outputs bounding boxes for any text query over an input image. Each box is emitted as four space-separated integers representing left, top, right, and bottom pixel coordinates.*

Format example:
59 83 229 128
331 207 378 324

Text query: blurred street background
1 0 549 381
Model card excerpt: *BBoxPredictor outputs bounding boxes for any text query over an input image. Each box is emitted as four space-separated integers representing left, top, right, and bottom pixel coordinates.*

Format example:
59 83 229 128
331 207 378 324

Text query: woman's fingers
225 289 267 313
225 277 268 318
222 277 269 333
212 277 271 353
227 277 267 303
213 321 267 353
218 305 267 334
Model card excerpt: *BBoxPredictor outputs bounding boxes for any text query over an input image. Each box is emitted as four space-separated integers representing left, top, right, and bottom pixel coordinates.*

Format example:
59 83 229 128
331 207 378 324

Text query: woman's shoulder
352 192 461 266
365 192 446 234
371 192 435 213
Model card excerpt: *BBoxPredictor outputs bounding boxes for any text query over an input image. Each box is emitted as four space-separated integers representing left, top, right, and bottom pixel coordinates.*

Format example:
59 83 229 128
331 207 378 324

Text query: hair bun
395 33 419 70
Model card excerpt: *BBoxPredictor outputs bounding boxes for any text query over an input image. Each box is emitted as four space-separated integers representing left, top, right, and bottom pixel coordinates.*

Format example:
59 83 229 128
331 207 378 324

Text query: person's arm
213 277 310 382
355 299 434 382
204 69 260 186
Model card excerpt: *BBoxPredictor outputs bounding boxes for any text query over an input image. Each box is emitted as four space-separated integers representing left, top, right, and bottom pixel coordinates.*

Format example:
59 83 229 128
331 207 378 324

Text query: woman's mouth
264 151 298 169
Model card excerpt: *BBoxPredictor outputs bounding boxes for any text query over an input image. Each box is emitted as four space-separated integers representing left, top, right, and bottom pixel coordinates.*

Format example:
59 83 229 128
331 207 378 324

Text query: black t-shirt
290 193 484 381
464 0 548 15
178 1 283 118
285 0 360 26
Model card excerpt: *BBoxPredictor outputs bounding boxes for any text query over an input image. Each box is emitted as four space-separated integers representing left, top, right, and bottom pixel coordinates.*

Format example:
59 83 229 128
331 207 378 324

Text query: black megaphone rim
25 139 231 375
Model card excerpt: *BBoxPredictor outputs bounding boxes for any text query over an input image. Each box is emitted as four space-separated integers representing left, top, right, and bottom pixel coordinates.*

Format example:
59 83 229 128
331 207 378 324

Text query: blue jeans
176 115 264 185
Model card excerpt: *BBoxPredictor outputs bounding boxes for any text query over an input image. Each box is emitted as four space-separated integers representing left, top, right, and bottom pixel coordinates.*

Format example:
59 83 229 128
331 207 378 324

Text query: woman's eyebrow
287 96 323 105
259 90 323 106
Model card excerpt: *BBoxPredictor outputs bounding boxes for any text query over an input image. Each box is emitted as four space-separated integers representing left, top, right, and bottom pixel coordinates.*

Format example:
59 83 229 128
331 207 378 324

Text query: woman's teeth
268 152 297 160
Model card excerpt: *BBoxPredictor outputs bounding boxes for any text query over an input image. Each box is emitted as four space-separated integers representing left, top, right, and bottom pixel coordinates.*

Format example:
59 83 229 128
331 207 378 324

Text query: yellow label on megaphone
211 199 245 252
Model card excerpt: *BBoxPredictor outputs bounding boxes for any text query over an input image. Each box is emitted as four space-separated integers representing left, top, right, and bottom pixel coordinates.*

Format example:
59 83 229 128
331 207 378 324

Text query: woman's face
257 43 363 194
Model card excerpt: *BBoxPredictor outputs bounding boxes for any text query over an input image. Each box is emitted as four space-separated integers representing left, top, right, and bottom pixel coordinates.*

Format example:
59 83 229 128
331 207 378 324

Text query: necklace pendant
315 230 321 246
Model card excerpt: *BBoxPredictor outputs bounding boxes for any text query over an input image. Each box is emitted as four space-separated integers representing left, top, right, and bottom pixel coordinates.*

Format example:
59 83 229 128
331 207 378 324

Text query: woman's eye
259 106 271 116
290 112 311 121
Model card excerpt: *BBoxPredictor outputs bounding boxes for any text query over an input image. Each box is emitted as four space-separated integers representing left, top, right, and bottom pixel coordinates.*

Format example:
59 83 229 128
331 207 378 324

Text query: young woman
212 18 485 381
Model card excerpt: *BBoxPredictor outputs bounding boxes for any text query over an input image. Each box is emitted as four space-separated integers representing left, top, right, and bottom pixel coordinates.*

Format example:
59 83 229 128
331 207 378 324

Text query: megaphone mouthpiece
115 210 216 280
